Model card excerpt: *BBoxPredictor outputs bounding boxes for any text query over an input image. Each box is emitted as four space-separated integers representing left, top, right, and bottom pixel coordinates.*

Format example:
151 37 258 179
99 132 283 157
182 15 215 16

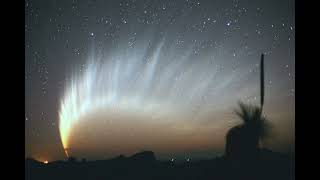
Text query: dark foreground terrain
26 149 294 180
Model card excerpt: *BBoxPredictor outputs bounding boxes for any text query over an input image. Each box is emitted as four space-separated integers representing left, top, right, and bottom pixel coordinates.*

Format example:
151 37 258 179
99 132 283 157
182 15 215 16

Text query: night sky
25 0 295 162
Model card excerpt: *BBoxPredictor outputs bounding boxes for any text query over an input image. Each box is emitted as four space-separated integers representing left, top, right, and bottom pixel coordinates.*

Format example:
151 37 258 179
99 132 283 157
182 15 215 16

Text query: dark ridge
128 151 156 162
25 149 294 180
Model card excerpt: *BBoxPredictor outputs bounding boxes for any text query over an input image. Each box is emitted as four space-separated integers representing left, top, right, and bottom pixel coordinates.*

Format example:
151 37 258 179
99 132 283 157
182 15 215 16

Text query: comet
58 37 253 157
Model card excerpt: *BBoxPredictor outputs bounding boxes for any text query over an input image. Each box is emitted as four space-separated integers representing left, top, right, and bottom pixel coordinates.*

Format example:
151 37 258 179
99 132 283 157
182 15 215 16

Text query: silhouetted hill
128 151 156 162
25 149 294 180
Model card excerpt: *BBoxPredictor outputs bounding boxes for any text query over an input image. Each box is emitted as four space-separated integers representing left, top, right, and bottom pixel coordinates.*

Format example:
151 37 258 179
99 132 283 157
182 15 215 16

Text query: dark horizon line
26 148 295 163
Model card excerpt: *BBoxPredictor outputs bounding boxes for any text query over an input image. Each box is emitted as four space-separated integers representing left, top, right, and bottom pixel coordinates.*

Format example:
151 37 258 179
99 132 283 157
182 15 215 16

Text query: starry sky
25 0 295 162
